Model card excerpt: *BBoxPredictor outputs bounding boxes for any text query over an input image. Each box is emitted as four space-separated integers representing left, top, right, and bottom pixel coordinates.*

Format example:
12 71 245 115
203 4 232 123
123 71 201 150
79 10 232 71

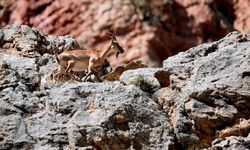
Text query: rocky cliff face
1 0 249 67
0 25 249 150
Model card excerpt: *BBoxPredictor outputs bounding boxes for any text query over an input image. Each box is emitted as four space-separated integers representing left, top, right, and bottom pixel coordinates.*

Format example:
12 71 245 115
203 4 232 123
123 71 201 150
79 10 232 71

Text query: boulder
159 31 250 148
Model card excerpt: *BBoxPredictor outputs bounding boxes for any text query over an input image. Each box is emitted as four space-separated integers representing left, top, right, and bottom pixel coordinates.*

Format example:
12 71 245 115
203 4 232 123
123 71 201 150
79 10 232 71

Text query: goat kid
53 32 124 82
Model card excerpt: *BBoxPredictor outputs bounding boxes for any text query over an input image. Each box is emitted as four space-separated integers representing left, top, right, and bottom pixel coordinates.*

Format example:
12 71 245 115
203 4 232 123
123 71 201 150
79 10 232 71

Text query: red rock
234 0 250 33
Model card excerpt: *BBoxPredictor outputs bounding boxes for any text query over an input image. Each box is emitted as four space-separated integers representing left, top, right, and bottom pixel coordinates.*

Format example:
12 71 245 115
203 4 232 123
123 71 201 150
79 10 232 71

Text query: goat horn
107 32 116 40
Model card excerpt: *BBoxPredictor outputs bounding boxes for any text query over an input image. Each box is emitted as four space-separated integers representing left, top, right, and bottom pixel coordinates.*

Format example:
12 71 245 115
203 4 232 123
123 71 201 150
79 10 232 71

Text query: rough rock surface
120 68 171 92
2 0 249 67
0 24 84 57
0 25 250 149
161 31 250 148
0 25 177 150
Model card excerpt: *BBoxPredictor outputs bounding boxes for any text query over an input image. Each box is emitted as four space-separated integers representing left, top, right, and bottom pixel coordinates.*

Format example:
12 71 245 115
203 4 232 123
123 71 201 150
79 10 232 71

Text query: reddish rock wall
0 0 249 66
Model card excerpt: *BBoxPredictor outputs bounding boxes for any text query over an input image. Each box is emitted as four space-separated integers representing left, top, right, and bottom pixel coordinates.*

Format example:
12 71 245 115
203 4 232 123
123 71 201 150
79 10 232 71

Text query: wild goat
53 32 124 81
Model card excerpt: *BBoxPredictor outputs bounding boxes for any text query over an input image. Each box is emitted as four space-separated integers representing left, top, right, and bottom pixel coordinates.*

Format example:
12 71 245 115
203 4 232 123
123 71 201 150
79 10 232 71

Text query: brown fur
53 33 124 81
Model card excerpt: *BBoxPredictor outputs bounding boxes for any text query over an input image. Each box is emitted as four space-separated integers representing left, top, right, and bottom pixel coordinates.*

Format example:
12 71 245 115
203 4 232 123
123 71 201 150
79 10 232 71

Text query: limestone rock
160 31 250 148
0 24 84 57
0 25 250 149
0 25 176 149
120 68 171 93
210 135 250 150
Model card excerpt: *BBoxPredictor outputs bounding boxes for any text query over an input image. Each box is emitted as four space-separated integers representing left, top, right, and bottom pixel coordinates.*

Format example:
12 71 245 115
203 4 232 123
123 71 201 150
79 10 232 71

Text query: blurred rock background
0 0 249 67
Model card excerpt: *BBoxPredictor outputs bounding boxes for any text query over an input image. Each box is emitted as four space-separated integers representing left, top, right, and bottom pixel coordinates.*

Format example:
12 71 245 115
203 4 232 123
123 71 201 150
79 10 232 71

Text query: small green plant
129 75 155 93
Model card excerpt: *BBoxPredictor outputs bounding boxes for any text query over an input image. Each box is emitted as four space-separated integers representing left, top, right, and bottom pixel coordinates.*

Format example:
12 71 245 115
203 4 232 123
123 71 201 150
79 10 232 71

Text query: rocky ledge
0 25 249 149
